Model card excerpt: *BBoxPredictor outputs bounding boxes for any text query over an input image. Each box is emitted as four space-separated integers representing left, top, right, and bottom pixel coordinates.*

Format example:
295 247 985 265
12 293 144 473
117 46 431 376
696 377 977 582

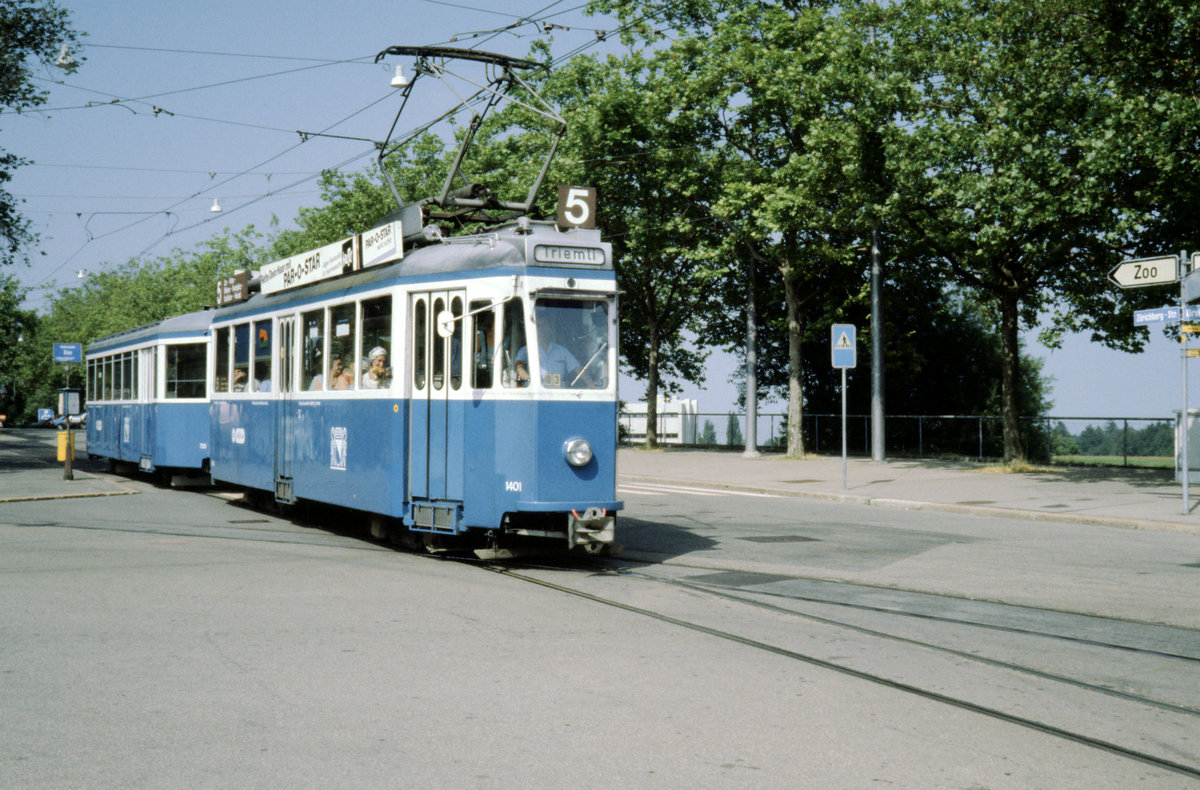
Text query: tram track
474 557 1200 782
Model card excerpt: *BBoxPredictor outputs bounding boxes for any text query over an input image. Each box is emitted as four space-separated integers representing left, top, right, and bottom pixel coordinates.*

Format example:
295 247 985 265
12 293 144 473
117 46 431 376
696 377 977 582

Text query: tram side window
450 296 464 390
127 352 137 400
500 298 526 388
361 296 391 390
214 326 230 392
413 299 426 390
253 320 271 392
102 357 112 400
302 309 324 390
166 343 207 399
471 301 494 389
233 323 250 392
330 303 357 391
431 296 446 391
86 360 95 402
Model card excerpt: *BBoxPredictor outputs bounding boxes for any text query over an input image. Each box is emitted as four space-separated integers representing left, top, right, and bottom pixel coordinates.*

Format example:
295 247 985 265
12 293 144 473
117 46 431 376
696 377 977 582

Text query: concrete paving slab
618 448 1199 534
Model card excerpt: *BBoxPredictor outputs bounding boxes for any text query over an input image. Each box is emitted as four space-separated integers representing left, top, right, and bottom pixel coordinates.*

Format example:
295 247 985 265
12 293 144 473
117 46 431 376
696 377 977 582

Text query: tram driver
515 324 582 388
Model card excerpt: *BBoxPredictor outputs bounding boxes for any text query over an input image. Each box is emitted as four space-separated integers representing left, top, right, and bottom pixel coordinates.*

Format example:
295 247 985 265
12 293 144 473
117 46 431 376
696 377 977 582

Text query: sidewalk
0 430 135 503
618 448 1200 534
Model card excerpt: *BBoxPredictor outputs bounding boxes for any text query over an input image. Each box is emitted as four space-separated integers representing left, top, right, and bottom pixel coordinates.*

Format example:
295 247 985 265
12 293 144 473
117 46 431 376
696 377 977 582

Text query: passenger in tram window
232 368 248 392
309 355 352 391
361 346 391 389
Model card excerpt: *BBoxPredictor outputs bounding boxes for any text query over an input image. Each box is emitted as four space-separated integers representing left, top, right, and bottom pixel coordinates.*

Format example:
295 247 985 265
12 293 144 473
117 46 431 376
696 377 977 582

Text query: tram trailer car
209 220 622 552
85 309 214 476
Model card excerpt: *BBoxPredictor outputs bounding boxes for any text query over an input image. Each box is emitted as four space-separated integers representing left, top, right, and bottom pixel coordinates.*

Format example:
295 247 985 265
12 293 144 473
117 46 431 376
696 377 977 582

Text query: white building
621 394 698 444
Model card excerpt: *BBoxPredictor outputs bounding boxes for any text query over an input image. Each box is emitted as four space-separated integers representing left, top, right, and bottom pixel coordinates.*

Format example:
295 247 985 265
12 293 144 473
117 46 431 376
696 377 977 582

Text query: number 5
557 185 596 229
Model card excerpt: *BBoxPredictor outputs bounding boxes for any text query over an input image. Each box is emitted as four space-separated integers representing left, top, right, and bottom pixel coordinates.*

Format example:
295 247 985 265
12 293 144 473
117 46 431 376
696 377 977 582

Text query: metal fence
619 412 1175 466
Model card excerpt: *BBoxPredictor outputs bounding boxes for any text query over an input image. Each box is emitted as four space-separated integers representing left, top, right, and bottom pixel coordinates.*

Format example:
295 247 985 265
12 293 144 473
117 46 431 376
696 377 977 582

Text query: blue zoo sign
53 343 83 364
831 324 856 369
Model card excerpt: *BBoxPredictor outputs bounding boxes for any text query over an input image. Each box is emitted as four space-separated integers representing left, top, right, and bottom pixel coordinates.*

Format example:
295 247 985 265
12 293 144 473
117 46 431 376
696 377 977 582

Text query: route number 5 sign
557 185 597 229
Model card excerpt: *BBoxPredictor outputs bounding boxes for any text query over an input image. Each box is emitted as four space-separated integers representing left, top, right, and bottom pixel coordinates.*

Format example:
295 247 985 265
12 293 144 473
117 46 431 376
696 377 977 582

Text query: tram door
409 291 466 504
138 346 155 466
274 315 297 503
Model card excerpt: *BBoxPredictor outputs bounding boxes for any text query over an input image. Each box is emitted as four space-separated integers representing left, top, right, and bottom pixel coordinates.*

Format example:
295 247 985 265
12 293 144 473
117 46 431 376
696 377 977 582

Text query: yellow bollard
56 430 75 462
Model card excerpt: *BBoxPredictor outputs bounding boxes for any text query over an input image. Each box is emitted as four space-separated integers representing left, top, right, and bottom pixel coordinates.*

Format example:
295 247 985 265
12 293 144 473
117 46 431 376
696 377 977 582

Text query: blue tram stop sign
831 324 856 369
53 343 83 364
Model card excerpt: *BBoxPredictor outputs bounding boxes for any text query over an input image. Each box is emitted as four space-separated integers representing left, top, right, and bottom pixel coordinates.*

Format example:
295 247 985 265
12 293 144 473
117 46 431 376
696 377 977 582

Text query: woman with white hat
361 345 390 389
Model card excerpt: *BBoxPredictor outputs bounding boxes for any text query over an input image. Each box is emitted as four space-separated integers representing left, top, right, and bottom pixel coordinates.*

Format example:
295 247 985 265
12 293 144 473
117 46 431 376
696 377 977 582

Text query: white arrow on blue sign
832 324 856 369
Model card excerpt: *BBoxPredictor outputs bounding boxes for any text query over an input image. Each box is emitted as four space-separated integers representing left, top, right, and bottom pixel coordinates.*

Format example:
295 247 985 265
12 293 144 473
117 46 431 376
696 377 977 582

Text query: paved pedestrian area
618 448 1199 534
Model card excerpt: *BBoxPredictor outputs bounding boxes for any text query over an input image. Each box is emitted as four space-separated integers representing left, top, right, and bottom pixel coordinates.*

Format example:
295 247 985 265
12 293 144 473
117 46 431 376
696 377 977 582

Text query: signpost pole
841 367 848 490
831 324 856 490
1183 251 1190 514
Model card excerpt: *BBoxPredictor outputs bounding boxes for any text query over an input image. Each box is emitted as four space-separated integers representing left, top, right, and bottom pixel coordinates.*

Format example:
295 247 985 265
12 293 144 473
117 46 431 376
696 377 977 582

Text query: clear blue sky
9 0 1187 422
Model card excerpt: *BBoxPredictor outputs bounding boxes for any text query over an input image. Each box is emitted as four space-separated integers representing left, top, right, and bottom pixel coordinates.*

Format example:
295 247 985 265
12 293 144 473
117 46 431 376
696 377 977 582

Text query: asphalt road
2 447 1199 788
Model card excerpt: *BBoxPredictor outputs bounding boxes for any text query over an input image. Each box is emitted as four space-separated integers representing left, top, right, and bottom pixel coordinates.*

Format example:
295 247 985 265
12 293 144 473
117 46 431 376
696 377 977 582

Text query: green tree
17 228 266 419
887 0 1164 460
0 0 83 266
725 412 743 448
542 53 723 447
0 273 37 420
591 0 904 456
269 134 450 259
699 419 717 446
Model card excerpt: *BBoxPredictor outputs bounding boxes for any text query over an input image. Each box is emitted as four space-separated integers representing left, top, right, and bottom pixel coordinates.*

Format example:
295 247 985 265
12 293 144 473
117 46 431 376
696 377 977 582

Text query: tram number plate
557 185 596 229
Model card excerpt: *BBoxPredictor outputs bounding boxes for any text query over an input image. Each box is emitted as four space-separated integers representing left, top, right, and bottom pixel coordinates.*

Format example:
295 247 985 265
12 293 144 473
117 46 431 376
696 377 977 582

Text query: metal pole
841 368 848 489
870 226 885 461
744 255 760 457
1182 250 1189 514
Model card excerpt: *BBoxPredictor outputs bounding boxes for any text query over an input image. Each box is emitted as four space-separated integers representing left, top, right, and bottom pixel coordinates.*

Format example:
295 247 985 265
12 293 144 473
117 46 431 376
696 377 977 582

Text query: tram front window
524 298 610 390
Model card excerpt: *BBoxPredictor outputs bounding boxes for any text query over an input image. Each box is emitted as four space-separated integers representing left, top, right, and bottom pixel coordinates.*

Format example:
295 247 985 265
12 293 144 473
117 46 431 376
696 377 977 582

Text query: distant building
621 395 698 444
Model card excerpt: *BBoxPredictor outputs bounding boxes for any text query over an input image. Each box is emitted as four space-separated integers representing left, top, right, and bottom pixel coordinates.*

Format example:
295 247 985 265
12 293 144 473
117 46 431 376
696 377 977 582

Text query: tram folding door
137 346 155 467
273 315 297 503
409 290 466 505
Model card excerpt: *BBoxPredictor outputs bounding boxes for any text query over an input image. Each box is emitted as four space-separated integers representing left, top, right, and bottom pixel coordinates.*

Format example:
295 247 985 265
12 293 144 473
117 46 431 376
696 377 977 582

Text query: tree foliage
0 272 37 419
540 52 724 446
1065 421 1174 458
10 228 264 422
0 0 83 266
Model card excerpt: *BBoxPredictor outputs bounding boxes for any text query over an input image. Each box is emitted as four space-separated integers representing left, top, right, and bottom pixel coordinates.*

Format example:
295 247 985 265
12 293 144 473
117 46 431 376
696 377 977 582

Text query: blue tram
208 219 622 552
85 309 214 475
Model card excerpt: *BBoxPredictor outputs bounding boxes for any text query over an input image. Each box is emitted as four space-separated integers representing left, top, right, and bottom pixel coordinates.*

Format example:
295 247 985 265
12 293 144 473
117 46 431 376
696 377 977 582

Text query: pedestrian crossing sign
832 324 856 369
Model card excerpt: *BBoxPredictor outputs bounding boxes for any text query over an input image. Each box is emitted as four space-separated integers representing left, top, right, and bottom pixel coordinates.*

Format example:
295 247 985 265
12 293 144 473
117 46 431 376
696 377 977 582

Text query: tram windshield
526 297 611 390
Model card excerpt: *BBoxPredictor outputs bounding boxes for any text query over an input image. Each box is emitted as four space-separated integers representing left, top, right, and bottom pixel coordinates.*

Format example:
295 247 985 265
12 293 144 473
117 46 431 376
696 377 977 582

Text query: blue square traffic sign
53 343 83 364
832 324 856 369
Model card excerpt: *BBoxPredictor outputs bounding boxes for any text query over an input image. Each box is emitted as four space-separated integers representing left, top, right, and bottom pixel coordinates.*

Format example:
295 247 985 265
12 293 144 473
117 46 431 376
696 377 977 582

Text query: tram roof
87 308 216 354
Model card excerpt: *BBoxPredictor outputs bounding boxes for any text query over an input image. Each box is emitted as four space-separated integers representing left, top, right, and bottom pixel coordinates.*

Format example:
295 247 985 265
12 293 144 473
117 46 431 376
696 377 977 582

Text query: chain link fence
619 411 1175 467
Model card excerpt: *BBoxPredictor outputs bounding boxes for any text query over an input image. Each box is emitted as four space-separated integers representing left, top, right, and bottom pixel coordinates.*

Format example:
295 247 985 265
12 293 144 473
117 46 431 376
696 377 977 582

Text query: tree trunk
645 323 660 449
783 273 806 457
999 290 1025 462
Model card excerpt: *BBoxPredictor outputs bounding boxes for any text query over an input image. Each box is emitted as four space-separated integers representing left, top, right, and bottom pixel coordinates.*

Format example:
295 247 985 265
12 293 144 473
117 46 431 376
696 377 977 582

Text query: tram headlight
564 438 593 467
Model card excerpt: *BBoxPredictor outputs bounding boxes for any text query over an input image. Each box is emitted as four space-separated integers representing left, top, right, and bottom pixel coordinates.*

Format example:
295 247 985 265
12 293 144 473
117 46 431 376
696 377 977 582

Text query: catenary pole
744 254 760 457
870 226 884 461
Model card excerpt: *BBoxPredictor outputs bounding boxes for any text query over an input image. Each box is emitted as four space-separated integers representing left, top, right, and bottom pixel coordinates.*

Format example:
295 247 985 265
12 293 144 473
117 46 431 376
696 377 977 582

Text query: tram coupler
568 507 614 552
